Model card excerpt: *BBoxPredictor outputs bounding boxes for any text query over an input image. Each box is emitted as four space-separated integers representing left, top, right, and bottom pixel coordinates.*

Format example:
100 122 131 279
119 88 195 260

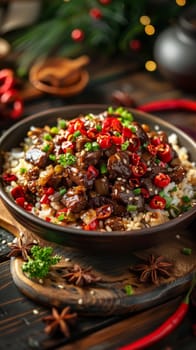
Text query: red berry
89 8 102 19
99 0 111 4
129 39 142 51
71 29 85 42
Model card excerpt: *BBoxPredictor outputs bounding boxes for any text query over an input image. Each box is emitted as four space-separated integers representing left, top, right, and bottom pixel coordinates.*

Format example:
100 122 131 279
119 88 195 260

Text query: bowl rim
0 104 196 239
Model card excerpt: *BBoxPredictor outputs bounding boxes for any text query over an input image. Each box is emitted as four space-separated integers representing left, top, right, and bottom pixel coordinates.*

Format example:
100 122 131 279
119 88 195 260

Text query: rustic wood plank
0 260 121 350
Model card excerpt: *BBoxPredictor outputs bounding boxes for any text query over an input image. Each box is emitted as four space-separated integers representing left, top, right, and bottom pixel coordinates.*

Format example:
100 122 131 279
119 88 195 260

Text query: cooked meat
168 166 186 183
25 147 48 168
107 151 131 179
61 186 87 213
94 176 109 196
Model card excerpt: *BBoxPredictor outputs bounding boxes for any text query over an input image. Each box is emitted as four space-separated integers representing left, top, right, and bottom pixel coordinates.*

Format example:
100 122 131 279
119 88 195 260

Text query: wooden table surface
0 57 196 350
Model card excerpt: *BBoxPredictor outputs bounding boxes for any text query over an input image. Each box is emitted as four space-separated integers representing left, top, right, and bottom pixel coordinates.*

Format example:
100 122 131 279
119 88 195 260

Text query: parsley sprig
22 245 61 279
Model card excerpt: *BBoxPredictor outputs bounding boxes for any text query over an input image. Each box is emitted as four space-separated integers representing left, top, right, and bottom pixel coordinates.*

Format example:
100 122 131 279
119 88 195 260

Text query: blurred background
0 0 196 133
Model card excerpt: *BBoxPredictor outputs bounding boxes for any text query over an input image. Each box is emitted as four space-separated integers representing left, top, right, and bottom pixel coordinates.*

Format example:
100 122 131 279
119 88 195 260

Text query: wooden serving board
0 199 195 317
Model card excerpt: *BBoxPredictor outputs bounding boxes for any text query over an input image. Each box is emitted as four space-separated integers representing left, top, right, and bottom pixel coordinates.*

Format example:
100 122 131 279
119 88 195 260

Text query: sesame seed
57 284 64 289
33 309 39 315
78 298 83 305
65 257 71 262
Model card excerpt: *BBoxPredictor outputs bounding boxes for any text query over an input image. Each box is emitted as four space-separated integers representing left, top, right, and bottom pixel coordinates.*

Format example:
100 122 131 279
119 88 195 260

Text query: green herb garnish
22 245 61 279
182 196 191 203
124 284 134 296
58 153 76 167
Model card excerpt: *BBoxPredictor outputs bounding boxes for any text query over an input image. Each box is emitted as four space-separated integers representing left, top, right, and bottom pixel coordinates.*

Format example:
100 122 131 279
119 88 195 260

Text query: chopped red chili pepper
96 205 113 219
83 219 99 231
62 140 74 153
118 276 196 350
87 165 99 179
111 135 123 145
157 143 173 163
15 197 25 207
122 127 133 139
147 143 157 156
40 194 50 205
102 117 122 133
132 162 147 177
141 187 150 198
128 135 140 152
67 118 85 134
24 203 33 211
2 173 18 182
0 69 15 94
129 178 140 189
151 136 162 146
130 153 140 165
1 89 23 119
97 133 112 149
154 173 171 188
44 187 55 195
149 195 166 209
11 186 25 199
87 128 98 139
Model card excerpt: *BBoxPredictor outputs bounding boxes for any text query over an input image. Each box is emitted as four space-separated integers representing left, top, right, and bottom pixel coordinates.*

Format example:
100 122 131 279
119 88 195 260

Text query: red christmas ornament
129 39 142 51
89 8 102 20
99 0 112 5
71 29 85 42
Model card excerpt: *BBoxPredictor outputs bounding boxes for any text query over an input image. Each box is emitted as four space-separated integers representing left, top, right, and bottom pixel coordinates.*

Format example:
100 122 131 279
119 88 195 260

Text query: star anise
62 264 101 287
131 254 173 285
7 233 37 261
42 306 77 337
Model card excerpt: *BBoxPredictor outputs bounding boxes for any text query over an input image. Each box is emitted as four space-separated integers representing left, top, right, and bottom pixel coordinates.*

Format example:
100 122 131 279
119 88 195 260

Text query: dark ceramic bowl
0 105 196 254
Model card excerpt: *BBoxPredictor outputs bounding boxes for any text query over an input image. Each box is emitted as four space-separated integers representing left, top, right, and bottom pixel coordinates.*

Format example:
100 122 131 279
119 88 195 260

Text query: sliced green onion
73 130 81 140
58 119 67 129
127 204 137 212
133 188 141 195
96 124 102 131
49 154 56 161
42 144 50 152
57 213 65 221
121 140 129 151
181 247 192 256
59 188 67 196
92 141 100 151
100 163 107 174
50 126 59 134
43 133 52 141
